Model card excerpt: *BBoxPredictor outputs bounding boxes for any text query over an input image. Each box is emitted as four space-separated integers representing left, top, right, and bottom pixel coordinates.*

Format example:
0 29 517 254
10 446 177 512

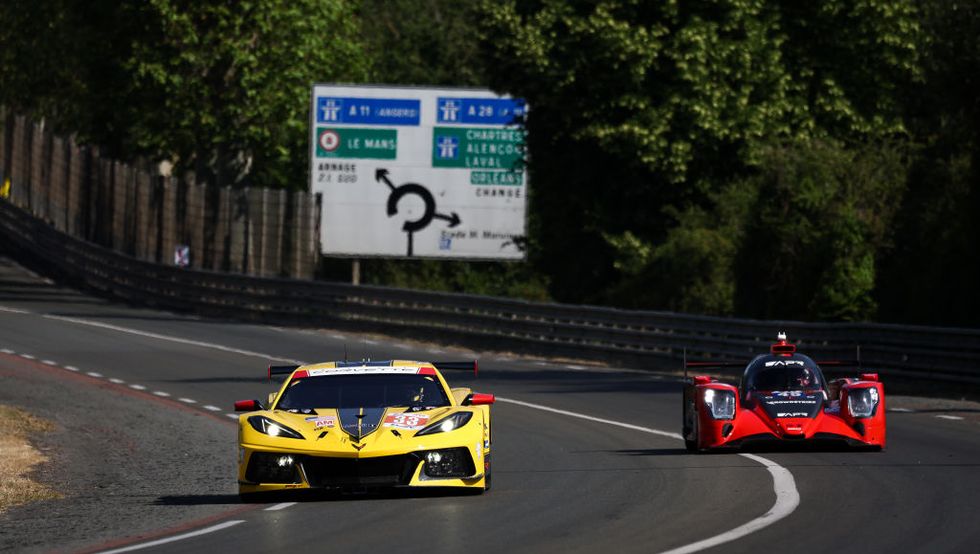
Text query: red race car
682 332 886 452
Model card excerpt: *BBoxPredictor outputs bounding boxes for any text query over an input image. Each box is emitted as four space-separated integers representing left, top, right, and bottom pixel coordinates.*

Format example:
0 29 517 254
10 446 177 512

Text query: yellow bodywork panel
237 360 491 496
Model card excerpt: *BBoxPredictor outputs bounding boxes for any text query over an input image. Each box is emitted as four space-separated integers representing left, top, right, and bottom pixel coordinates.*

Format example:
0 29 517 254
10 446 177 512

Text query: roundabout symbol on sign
318 129 340 152
376 168 461 256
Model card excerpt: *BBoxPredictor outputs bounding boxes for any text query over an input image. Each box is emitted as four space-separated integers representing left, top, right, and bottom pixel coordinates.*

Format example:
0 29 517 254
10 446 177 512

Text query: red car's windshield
743 354 826 393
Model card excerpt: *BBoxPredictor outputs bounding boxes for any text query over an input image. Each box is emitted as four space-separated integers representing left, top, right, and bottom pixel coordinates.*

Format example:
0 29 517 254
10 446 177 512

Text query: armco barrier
2 199 979 384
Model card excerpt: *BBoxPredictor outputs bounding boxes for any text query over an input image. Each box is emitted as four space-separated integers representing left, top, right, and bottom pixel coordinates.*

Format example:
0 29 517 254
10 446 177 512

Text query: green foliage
875 0 980 326
0 1 144 152
734 139 909 321
358 0 487 86
603 184 751 315
7 0 980 326
478 0 922 306
319 257 550 301
126 0 369 188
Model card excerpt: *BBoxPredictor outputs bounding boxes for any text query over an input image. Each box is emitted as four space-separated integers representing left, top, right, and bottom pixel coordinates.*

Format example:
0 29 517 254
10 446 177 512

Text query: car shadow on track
610 448 691 456
156 488 483 506
154 494 244 506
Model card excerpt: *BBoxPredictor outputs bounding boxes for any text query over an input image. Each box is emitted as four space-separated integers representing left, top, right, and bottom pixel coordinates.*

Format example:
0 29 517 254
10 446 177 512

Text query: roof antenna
683 347 688 379
344 343 349 363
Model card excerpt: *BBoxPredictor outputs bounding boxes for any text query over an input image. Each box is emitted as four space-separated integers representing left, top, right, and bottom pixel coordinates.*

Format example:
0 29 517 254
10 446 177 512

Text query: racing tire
238 492 265 504
683 399 699 452
483 455 492 492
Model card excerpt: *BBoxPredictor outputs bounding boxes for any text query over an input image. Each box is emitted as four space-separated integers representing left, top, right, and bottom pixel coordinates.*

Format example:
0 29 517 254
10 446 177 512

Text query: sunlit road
1 256 978 554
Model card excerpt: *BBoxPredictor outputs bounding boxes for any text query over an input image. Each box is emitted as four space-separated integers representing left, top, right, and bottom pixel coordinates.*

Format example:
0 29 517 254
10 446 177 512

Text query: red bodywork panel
687 378 886 450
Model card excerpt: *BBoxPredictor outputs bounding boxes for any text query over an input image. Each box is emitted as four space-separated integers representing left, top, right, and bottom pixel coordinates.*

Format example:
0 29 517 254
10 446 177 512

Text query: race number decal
384 413 431 429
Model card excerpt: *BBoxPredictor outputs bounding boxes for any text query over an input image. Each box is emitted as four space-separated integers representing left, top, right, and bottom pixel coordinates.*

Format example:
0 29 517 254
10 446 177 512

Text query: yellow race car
234 360 493 499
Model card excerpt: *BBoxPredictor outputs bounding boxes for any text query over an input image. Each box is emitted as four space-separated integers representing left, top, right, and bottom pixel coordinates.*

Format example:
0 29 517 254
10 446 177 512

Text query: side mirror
234 399 264 412
463 393 495 406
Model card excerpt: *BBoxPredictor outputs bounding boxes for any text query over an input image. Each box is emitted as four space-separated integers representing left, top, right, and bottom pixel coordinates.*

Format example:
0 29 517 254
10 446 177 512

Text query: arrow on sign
433 212 461 227
376 168 395 191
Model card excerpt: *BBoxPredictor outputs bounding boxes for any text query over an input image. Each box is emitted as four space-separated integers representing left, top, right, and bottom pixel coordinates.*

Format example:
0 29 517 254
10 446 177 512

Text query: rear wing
265 360 479 380
433 360 479 377
268 365 299 379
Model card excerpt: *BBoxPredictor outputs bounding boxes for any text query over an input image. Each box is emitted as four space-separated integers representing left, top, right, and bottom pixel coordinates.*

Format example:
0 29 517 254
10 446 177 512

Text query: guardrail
2 199 979 384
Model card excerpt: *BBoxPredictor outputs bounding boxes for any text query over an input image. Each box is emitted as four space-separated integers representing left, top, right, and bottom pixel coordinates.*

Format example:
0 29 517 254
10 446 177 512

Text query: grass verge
0 405 61 512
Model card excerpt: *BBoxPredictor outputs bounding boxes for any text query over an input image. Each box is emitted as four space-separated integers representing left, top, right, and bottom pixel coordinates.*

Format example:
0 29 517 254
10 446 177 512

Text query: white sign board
310 85 528 259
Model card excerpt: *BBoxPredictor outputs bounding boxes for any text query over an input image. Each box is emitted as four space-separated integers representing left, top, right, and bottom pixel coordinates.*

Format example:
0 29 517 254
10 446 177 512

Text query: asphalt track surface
1 255 979 554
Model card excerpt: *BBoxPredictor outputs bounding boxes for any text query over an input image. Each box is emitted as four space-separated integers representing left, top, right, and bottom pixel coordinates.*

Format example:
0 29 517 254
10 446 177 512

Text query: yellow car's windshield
275 374 450 411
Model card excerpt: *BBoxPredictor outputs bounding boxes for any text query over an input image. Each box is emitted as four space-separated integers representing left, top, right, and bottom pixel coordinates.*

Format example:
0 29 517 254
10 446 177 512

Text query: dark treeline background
1 0 977 327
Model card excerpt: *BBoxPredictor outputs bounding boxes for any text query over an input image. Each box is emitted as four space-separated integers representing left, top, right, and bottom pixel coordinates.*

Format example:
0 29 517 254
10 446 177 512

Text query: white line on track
1 348 14 354
42 359 58 366
64 365 79 372
265 502 297 511
178 398 197 404
0 305 30 314
33 313 799 552
20 354 35 359
42 314 305 364
888 407 914 413
497 397 681 440
93 520 245 554
109 378 125 384
497 397 800 554
659 453 799 554
225 413 239 420
86 372 103 378
129 384 146 391
936 415 964 421
152 391 171 397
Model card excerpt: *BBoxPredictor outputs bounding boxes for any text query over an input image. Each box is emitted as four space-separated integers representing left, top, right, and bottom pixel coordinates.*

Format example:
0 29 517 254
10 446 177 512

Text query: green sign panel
432 127 524 169
316 127 397 159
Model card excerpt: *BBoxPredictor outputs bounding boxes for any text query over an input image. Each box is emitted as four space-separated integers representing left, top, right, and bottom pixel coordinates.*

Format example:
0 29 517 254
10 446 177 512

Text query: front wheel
482 455 492 491
683 399 699 452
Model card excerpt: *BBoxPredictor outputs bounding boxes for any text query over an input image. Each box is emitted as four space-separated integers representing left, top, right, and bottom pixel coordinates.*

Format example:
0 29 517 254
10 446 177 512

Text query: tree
478 0 921 311
358 0 487 87
876 0 980 325
126 0 369 189
734 139 909 321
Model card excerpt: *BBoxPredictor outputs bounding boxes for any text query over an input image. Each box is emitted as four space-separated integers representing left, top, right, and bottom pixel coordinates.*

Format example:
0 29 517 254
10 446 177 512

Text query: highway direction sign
310 85 528 260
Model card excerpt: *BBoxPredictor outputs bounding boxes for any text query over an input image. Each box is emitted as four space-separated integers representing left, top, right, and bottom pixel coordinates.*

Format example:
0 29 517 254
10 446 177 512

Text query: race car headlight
704 389 736 420
415 412 473 436
847 387 879 418
247 416 304 439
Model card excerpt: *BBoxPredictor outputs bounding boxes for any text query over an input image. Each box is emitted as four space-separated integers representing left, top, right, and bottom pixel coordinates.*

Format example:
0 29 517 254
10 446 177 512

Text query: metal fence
2 198 978 384
0 107 317 279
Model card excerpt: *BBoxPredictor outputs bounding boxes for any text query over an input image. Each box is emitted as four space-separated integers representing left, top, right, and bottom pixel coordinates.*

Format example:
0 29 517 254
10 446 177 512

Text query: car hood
750 391 824 437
